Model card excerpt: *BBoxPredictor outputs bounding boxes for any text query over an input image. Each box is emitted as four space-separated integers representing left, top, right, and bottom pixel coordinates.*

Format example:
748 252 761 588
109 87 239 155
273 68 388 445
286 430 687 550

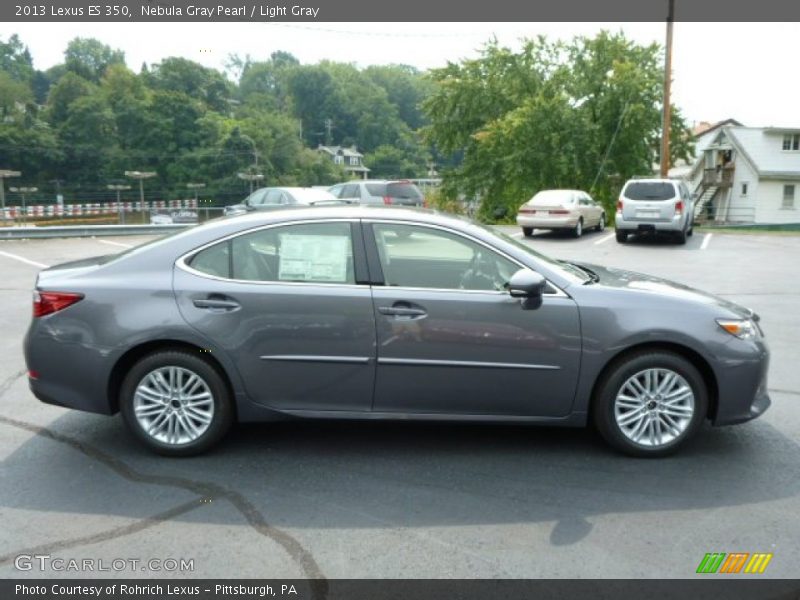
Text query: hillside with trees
0 32 691 218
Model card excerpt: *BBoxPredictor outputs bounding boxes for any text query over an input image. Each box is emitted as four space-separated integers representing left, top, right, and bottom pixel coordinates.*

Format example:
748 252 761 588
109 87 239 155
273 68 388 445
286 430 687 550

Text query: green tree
423 33 693 220
147 57 232 113
64 37 125 83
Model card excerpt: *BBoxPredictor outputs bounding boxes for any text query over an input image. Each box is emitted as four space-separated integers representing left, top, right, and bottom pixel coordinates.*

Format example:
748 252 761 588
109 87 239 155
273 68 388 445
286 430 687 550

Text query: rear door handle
378 305 427 318
193 297 241 311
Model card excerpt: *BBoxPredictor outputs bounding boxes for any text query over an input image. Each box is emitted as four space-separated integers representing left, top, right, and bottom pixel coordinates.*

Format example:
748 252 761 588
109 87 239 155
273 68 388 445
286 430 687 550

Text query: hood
575 262 758 320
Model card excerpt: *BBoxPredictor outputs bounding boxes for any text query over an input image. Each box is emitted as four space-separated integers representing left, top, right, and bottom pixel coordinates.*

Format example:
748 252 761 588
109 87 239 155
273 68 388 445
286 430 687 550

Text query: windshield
529 190 576 206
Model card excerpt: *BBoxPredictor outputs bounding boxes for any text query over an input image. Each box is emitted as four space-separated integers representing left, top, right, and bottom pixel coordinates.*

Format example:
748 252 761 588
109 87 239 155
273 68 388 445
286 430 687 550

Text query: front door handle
193 297 241 311
378 304 427 318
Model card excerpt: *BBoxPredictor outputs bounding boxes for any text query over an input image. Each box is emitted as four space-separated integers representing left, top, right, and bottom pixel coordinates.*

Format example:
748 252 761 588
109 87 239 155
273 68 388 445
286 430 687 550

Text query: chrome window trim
175 216 570 298
175 217 364 289
365 218 570 298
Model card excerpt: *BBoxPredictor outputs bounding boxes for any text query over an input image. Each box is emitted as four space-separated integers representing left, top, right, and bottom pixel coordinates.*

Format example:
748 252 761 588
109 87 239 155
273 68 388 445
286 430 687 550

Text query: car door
173 219 376 413
584 193 602 226
364 221 581 417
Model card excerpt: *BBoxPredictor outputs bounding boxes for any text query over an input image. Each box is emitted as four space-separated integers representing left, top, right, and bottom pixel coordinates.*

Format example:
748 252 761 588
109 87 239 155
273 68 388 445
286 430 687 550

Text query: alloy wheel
133 366 215 445
613 368 695 448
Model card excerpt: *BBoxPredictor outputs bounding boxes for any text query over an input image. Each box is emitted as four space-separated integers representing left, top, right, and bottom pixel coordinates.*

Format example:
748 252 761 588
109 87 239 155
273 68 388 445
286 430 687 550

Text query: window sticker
278 234 349 282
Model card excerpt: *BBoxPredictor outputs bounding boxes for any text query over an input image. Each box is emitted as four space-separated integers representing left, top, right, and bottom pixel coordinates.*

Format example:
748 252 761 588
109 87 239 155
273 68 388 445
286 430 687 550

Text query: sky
4 21 800 128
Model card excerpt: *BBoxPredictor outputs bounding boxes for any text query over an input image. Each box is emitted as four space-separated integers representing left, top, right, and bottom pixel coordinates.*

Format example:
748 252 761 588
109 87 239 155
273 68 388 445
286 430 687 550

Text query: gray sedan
24 207 770 457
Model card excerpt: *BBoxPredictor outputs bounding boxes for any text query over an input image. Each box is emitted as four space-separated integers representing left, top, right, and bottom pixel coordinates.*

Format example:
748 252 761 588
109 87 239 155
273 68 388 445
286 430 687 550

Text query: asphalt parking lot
0 226 798 580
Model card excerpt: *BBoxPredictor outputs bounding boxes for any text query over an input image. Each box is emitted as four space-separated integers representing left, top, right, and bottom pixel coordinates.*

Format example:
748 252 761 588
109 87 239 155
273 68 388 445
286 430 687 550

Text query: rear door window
623 182 676 201
341 184 361 199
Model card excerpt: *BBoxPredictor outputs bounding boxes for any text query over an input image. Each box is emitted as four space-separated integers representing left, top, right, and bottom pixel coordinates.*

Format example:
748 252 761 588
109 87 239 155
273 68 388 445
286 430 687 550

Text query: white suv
615 178 694 244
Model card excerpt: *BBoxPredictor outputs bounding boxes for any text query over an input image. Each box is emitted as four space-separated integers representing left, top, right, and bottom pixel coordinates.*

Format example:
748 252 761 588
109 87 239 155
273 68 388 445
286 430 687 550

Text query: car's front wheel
120 350 234 456
592 351 707 457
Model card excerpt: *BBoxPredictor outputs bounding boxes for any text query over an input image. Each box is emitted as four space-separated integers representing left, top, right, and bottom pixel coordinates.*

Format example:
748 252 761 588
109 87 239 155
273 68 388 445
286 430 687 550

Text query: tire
615 230 628 243
120 350 234 456
596 213 606 232
592 350 708 457
522 227 533 237
573 218 583 238
675 229 687 245
687 221 694 237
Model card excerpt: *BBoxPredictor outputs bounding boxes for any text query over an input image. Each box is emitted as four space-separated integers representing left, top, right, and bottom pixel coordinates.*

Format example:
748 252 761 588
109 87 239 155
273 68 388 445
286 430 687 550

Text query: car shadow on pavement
1 410 798 550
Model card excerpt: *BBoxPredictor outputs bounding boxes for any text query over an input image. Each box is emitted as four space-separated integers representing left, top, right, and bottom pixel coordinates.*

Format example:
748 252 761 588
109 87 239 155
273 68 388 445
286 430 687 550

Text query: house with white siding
686 126 800 224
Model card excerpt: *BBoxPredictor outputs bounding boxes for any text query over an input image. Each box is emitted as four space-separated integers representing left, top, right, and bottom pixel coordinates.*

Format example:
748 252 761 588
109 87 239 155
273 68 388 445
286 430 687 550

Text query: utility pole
660 0 675 177
124 170 156 221
107 184 131 225
237 171 264 195
186 183 206 220
0 169 21 224
324 118 333 146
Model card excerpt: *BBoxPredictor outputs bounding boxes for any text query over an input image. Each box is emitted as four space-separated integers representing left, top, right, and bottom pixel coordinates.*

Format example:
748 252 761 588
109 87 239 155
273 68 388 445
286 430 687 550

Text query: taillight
675 200 684 215
33 291 84 318
383 196 392 205
518 208 534 214
617 199 623 211
28 369 39 380
549 209 569 215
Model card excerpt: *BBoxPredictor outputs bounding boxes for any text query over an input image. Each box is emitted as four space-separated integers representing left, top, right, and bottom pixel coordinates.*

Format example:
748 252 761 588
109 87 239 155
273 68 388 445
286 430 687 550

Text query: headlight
716 318 758 340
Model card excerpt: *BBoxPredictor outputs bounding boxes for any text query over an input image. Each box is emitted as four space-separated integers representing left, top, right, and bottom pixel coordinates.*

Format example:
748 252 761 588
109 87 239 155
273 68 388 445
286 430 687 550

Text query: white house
686 126 800 224
317 145 370 179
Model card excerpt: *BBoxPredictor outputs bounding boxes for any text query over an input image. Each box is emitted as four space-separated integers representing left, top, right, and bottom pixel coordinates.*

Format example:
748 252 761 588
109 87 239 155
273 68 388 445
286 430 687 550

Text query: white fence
1 198 198 219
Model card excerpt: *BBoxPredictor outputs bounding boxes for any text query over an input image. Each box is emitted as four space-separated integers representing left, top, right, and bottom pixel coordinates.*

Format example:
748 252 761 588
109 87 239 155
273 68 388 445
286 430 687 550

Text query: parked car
516 189 605 238
223 187 347 217
150 210 199 225
25 206 769 457
615 178 694 244
328 180 425 207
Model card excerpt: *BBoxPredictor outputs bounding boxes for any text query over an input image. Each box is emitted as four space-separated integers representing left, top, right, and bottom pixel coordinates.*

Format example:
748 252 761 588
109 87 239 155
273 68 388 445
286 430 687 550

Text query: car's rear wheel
522 227 533 237
596 213 606 232
615 230 628 243
592 351 707 457
120 350 233 456
675 229 687 245
573 218 583 238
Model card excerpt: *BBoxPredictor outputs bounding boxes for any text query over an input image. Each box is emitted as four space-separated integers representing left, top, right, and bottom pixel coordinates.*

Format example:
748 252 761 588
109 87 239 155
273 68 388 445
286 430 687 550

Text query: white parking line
510 232 524 238
0 250 49 269
701 233 713 250
96 239 133 248
594 233 614 245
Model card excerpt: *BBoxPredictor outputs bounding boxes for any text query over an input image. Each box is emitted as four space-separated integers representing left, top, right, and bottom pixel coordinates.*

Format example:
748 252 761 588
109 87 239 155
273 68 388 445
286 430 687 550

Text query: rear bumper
517 214 579 229
24 325 115 415
615 212 685 233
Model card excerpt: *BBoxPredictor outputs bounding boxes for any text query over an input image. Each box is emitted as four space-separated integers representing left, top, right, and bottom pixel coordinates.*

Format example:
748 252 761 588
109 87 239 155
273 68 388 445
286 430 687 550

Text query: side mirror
508 269 546 309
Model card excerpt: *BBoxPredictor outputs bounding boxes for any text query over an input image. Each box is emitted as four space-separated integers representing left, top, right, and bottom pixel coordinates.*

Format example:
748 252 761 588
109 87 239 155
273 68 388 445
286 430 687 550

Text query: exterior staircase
693 184 718 222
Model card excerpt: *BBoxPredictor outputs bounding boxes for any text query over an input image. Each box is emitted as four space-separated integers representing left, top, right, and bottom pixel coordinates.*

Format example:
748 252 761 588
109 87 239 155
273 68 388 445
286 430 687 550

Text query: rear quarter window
623 182 676 201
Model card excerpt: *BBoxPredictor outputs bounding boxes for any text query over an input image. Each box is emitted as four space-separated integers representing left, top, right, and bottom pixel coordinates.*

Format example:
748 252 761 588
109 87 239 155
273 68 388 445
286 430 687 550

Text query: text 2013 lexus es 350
24 206 770 457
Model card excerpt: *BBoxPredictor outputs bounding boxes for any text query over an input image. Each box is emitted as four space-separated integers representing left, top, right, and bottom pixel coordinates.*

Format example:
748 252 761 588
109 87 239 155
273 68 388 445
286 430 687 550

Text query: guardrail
0 223 192 240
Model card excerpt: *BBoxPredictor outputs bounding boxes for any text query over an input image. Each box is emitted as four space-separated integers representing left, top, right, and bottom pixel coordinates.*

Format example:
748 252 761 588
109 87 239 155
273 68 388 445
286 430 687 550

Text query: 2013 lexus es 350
24 207 770 457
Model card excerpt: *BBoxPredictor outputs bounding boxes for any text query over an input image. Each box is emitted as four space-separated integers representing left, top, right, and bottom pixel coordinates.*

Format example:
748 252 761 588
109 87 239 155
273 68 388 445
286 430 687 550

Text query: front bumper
711 339 771 426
